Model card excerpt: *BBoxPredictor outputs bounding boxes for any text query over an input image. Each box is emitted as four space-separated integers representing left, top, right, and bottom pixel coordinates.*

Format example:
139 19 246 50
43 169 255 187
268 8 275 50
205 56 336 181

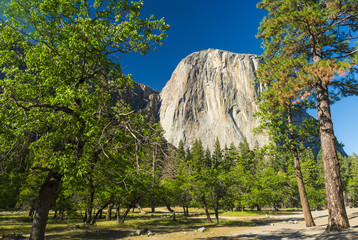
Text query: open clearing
2 207 358 239
127 207 358 240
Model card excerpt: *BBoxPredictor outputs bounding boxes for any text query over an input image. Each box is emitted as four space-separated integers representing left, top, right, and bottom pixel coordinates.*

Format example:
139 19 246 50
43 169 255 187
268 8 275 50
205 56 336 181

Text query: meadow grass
0 207 288 239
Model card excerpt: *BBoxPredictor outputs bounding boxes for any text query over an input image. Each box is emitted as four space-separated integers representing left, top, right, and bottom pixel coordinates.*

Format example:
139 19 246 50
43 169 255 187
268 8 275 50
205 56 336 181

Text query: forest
0 0 358 239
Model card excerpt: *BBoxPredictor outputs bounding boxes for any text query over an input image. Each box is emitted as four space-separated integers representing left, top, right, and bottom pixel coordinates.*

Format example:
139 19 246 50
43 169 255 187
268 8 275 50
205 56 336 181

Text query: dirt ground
128 207 358 240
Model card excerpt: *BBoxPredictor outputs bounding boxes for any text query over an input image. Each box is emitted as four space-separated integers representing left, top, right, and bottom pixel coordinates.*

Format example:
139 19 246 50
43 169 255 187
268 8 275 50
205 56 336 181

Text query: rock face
122 82 161 121
159 49 268 149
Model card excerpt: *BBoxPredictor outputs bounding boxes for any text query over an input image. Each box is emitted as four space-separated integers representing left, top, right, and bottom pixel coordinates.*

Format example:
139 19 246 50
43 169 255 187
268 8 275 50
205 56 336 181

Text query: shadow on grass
202 228 358 240
202 230 311 240
46 229 132 240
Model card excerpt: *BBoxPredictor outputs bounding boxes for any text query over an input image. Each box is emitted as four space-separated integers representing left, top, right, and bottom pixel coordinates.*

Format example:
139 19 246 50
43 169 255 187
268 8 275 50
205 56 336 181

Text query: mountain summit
159 49 268 149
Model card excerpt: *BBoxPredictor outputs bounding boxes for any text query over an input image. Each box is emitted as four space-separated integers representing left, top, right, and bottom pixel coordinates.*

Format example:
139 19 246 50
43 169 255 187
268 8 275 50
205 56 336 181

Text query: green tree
257 0 358 231
212 138 223 168
255 98 317 226
164 139 192 216
188 139 213 223
187 139 235 224
347 155 358 207
208 139 235 224
0 0 168 238
300 147 326 209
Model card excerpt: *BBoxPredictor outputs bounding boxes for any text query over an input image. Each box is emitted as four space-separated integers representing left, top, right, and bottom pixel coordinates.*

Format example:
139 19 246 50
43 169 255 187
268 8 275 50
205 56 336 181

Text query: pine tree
300 147 326 209
347 155 358 207
257 0 358 231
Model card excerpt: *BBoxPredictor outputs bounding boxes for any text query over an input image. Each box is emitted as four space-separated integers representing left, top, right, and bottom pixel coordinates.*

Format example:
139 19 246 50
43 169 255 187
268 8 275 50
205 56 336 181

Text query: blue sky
121 0 358 155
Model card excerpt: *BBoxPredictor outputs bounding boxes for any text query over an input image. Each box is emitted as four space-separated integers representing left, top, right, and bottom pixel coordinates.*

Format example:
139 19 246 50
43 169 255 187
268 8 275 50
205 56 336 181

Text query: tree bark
116 205 121 223
84 181 95 224
91 201 110 225
106 204 112 221
136 203 146 214
29 172 62 240
316 80 350 231
162 198 174 212
214 198 219 225
287 108 316 227
201 195 213 224
120 199 137 223
151 145 157 213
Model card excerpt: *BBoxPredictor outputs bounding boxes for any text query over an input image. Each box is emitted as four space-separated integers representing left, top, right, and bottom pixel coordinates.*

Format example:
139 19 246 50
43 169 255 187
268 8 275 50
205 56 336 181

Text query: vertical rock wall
159 49 268 149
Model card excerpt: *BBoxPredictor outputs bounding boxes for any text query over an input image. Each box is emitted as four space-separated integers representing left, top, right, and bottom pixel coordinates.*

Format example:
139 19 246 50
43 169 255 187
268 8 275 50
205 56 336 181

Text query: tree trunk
84 208 92 225
151 145 157 213
292 144 316 227
120 199 137 223
84 184 94 224
287 107 316 227
99 209 103 219
172 211 176 221
316 80 350 231
182 204 189 216
29 207 35 220
311 45 350 231
256 204 261 211
29 172 62 240
116 205 121 223
201 196 213 224
163 198 174 212
136 203 146 214
151 198 156 213
106 204 112 221
214 200 219 225
120 205 132 223
91 201 110 225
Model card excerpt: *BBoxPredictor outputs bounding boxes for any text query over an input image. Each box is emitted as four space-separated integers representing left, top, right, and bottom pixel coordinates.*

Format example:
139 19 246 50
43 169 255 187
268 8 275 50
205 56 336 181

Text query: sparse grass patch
0 211 32 236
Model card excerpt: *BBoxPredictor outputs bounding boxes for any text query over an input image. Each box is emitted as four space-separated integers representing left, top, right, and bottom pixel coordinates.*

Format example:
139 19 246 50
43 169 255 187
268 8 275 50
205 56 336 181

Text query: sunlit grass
221 208 302 217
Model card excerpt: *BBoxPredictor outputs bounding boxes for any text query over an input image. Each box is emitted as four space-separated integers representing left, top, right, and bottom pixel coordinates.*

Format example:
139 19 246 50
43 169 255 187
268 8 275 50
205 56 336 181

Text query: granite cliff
159 49 268 149
125 49 346 155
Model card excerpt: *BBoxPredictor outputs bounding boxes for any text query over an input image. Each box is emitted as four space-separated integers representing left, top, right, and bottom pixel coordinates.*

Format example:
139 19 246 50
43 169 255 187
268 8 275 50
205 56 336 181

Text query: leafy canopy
0 0 169 182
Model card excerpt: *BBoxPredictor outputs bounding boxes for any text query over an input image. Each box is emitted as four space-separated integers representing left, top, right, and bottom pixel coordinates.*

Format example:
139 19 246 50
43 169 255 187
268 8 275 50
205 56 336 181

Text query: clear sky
120 0 358 156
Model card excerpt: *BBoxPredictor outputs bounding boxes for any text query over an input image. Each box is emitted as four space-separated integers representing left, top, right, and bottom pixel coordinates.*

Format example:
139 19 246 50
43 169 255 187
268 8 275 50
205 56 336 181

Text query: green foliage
0 172 23 209
0 0 169 230
347 155 358 207
257 0 358 102
300 147 326 209
17 170 47 210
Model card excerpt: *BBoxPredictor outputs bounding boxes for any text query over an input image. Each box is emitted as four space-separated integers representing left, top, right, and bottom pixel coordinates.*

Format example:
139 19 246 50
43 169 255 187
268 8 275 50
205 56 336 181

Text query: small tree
300 147 326 209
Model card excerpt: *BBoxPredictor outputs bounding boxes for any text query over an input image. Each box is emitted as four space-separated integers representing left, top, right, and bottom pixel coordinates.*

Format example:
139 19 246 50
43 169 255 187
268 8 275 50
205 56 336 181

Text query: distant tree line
3 133 358 227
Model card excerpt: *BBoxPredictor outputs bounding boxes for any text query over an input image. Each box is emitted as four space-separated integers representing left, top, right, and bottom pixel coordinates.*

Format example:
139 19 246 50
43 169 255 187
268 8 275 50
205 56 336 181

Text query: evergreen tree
257 0 358 231
347 155 358 207
300 147 326 209
212 138 223 168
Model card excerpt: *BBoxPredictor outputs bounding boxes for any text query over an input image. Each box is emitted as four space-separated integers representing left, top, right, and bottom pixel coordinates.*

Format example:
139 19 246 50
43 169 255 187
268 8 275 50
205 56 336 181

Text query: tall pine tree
257 0 358 231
